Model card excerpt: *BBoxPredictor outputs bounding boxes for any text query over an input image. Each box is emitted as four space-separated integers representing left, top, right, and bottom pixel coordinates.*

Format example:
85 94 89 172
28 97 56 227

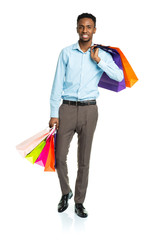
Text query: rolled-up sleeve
97 51 124 82
50 49 67 118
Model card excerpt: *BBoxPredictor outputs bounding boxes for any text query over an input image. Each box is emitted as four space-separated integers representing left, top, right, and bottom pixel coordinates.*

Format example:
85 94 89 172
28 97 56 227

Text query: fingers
49 118 59 130
91 47 99 55
90 45 99 56
49 120 52 128
90 44 98 50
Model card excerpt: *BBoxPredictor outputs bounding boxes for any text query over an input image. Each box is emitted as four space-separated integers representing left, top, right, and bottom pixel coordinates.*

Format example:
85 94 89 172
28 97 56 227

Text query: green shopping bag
25 138 46 164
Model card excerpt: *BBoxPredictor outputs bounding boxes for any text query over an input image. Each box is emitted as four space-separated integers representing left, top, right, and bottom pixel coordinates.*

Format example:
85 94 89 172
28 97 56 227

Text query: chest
67 51 97 72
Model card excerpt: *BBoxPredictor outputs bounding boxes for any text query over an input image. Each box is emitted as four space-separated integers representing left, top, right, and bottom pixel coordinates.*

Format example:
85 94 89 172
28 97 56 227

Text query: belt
63 100 96 106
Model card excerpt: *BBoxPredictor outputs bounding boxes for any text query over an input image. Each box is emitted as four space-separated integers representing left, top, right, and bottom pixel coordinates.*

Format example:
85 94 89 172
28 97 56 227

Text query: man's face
77 18 96 42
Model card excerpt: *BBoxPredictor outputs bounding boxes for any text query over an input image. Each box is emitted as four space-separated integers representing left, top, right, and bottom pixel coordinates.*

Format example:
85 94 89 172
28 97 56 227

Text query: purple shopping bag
96 45 126 92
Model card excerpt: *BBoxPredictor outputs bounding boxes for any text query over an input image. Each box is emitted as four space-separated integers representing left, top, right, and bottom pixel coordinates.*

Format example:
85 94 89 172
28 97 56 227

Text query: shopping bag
25 138 46 164
44 134 55 172
35 134 52 167
16 128 51 157
54 132 57 168
97 45 126 92
16 126 57 171
110 46 138 87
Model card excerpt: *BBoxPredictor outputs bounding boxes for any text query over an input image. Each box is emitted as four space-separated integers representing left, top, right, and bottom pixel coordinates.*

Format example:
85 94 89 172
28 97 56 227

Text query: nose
83 27 87 33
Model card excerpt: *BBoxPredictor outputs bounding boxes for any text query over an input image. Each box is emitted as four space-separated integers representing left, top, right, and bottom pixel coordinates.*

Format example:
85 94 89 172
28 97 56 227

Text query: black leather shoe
58 190 73 213
75 203 88 218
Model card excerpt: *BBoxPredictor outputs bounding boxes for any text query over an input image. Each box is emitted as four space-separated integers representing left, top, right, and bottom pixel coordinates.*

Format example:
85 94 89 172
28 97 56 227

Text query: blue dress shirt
50 41 123 118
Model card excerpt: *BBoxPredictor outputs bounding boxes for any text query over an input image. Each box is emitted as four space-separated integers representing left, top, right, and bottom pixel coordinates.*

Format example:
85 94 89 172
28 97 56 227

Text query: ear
76 26 79 33
93 27 96 34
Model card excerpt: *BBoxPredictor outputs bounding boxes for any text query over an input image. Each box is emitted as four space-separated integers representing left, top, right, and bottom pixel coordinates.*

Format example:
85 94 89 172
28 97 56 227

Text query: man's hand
49 117 59 130
90 45 101 64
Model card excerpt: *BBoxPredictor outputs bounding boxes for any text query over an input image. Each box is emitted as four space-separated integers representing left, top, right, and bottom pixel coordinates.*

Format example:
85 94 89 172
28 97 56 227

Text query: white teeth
83 35 88 38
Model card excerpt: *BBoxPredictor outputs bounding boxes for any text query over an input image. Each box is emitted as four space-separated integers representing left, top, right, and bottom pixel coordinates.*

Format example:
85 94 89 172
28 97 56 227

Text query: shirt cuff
50 108 59 118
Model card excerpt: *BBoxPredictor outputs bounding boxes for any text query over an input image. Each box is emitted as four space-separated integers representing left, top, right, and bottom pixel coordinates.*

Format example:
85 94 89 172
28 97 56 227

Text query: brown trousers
56 102 98 203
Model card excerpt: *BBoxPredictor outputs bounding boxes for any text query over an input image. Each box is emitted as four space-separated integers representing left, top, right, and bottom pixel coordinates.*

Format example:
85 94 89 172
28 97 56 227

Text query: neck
78 39 92 52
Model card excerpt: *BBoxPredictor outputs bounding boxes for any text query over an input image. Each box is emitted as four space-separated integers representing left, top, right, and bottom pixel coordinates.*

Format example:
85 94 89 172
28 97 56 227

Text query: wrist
95 57 101 64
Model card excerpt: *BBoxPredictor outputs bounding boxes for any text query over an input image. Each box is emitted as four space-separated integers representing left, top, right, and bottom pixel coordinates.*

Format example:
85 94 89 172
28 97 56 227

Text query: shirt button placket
78 53 84 100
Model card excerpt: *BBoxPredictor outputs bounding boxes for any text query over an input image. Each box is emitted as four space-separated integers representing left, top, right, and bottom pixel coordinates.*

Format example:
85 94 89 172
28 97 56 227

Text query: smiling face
77 18 96 43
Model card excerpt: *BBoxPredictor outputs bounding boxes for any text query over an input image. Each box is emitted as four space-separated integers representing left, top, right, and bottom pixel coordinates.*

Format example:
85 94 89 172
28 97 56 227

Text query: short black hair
77 13 96 27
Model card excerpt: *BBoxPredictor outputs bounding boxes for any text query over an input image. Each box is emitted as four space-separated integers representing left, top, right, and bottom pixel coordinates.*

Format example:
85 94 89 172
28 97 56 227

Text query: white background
0 0 158 239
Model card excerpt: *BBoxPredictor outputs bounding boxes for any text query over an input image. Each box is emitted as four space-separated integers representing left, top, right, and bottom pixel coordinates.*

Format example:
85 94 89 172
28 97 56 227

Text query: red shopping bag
44 134 55 172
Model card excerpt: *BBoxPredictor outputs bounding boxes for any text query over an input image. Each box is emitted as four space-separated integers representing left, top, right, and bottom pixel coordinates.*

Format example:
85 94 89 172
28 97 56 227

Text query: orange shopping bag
110 47 138 87
44 134 55 172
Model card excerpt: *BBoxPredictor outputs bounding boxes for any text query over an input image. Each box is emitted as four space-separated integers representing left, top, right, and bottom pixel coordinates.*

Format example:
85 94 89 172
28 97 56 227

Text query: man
49 13 123 218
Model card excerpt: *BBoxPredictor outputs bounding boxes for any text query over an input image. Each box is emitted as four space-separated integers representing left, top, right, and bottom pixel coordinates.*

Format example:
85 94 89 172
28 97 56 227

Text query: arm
49 49 67 128
90 46 124 82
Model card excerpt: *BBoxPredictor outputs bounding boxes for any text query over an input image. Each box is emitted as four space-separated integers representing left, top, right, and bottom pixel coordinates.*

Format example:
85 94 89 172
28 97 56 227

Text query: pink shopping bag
35 133 52 167
16 128 52 157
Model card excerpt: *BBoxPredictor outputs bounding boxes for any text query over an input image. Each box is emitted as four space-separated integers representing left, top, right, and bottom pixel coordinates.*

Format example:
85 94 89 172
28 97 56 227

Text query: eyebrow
78 24 93 27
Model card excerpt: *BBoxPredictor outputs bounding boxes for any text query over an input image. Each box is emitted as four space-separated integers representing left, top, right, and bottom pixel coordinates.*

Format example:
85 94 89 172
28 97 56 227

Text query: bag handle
47 125 57 140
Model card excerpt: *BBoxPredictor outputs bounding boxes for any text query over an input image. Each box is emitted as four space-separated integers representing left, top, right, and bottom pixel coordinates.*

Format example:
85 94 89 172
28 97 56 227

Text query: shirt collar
72 41 94 52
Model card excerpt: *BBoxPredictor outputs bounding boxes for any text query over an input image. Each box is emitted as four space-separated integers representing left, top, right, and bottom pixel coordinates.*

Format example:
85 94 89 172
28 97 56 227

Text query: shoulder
61 43 76 54
58 43 75 63
59 43 74 58
98 47 113 60
98 47 111 56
